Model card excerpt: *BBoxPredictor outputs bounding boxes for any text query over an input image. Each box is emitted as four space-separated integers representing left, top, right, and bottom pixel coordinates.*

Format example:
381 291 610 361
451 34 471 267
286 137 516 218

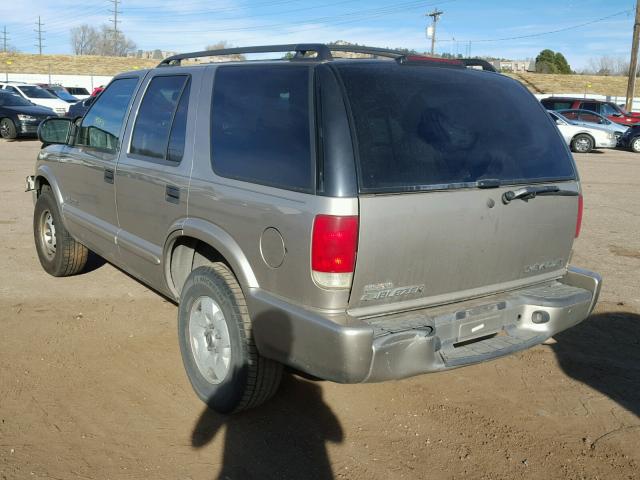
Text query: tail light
311 215 358 289
575 194 583 238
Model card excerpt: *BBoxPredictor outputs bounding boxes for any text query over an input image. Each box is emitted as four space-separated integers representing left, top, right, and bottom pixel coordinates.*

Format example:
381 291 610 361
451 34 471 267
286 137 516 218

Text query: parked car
38 84 78 104
27 44 601 414
557 109 629 142
547 110 617 153
0 82 69 115
0 90 55 139
617 124 640 152
541 96 640 126
65 95 96 121
64 87 90 100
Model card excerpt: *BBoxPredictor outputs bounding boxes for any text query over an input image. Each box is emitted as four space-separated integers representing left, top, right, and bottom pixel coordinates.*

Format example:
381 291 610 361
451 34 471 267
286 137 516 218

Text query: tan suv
28 44 601 413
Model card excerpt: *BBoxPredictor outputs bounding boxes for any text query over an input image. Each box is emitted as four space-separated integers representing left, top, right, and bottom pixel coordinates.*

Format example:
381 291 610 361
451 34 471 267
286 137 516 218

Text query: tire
33 185 89 276
178 264 283 413
0 118 17 139
630 136 640 153
571 134 594 153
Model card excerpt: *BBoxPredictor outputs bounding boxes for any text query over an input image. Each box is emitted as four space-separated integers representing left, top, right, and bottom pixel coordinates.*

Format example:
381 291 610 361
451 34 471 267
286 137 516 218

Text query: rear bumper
248 266 601 384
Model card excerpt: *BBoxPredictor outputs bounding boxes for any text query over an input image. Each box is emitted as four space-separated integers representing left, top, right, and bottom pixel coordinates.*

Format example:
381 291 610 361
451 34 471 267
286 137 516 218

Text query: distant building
127 49 178 60
489 59 535 72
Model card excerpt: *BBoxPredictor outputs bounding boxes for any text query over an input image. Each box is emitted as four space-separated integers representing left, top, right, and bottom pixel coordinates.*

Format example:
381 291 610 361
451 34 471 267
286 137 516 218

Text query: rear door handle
165 185 180 204
104 168 114 184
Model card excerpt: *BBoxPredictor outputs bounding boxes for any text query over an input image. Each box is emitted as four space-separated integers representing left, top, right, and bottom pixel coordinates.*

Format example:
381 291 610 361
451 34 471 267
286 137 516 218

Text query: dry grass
0 53 158 76
506 72 631 97
0 53 634 97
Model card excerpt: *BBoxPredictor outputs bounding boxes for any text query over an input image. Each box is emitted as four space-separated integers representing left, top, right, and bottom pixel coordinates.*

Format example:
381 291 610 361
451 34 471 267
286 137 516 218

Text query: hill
0 53 634 98
0 53 158 76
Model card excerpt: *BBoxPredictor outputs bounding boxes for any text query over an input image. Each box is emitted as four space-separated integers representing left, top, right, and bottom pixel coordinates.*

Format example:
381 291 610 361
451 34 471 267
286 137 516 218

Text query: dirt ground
0 140 639 480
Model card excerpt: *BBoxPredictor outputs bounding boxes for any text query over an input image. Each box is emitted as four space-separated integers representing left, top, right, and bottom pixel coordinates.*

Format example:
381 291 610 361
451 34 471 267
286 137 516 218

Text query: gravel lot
1 139 639 479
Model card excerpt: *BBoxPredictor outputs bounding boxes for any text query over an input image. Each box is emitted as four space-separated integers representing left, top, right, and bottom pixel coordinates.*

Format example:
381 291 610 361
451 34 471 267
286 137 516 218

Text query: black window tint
77 78 138 152
543 100 571 110
210 66 312 191
337 64 575 192
167 80 191 162
130 75 189 160
581 102 600 113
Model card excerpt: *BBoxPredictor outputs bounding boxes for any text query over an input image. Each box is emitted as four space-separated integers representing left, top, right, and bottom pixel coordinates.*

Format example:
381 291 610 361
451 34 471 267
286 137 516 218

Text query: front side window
601 103 619 116
581 102 600 114
76 77 139 153
130 75 190 161
210 65 312 192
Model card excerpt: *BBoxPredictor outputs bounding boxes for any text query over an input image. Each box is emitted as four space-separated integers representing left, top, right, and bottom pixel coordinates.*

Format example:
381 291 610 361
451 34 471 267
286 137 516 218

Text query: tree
204 41 245 61
535 49 572 74
535 49 558 73
70 24 98 55
554 52 572 74
69 24 136 56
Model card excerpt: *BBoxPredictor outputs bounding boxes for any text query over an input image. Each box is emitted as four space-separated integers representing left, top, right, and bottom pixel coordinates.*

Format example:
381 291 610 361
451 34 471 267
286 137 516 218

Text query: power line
35 16 45 55
439 8 633 44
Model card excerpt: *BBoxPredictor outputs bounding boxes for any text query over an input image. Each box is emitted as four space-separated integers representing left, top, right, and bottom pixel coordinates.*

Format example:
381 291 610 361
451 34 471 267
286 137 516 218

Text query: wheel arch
34 166 64 206
163 218 259 300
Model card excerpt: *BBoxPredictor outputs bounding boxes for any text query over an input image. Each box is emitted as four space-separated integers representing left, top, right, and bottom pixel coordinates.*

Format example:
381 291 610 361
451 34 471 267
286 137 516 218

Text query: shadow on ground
553 311 640 418
191 373 343 480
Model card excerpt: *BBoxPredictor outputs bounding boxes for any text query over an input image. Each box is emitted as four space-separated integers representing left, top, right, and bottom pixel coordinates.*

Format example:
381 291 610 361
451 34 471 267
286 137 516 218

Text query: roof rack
158 44 497 72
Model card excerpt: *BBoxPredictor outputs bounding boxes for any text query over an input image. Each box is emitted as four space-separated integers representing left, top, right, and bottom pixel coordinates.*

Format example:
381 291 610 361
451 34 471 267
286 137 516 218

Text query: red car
541 97 640 126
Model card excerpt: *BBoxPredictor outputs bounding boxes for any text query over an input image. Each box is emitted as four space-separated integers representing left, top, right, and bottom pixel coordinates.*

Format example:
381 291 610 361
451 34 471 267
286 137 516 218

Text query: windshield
0 92 34 107
337 63 575 193
18 85 57 99
50 88 77 101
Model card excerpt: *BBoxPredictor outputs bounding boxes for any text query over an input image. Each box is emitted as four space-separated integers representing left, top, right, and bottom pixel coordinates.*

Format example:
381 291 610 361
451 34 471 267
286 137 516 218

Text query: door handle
104 168 114 184
165 185 180 204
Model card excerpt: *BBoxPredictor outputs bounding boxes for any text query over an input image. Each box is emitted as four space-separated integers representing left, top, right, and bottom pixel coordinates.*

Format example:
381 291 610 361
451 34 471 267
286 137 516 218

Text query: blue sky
4 0 637 69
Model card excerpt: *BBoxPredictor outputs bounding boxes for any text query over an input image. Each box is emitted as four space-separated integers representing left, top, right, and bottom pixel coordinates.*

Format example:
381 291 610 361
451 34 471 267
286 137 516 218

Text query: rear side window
581 102 600 113
210 65 312 192
130 75 190 162
76 77 139 153
337 64 575 193
543 100 572 110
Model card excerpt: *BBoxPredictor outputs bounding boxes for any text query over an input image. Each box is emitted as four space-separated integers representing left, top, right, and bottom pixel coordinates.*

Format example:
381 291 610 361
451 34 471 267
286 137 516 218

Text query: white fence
1 73 113 91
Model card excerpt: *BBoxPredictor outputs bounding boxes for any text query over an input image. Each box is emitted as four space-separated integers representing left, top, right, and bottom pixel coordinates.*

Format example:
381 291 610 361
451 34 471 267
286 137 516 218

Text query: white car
548 110 617 153
0 82 69 116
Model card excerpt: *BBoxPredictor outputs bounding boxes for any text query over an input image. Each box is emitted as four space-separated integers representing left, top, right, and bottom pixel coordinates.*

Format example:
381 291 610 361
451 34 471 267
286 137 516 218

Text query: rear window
337 63 575 193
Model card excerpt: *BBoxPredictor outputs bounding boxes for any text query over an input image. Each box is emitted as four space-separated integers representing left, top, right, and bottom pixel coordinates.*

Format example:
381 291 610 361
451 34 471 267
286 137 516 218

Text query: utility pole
2 26 8 53
626 0 640 112
35 16 44 55
109 0 121 55
427 9 443 55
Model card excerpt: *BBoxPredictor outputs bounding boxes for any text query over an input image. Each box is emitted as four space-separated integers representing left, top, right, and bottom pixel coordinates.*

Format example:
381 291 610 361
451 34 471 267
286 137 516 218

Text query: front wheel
630 136 640 153
33 185 89 276
0 118 17 139
571 134 594 153
178 264 283 413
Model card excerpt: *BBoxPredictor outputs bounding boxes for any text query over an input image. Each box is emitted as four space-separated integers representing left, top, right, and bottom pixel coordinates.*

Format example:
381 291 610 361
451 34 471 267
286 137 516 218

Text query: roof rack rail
159 44 333 66
157 44 498 73
460 58 497 72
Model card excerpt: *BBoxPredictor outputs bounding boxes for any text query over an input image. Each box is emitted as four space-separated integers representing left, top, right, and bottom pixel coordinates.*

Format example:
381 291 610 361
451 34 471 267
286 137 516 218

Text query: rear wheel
0 118 17 139
33 185 89 276
571 134 594 153
630 136 640 153
178 264 283 413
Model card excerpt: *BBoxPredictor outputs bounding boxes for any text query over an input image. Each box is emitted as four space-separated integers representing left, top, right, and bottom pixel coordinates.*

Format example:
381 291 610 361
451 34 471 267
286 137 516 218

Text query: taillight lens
311 215 358 289
575 194 583 238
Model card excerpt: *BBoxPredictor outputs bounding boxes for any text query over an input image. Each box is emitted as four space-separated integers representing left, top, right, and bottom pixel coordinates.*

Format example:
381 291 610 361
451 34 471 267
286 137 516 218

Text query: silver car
27 44 601 413
548 110 617 153
558 108 629 143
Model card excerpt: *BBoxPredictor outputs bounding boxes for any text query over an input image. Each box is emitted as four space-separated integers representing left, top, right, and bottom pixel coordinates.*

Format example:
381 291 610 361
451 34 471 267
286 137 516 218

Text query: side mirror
38 117 72 145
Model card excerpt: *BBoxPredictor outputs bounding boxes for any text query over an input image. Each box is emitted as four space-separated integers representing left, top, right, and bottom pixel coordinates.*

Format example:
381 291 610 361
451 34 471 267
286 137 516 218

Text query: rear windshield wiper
502 185 578 204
